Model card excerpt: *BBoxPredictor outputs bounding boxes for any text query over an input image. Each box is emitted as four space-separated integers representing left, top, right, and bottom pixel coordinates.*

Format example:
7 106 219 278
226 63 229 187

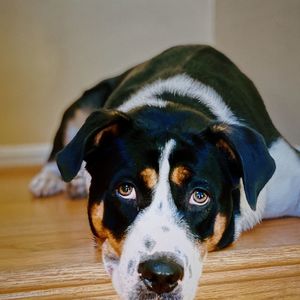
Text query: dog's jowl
30 45 300 299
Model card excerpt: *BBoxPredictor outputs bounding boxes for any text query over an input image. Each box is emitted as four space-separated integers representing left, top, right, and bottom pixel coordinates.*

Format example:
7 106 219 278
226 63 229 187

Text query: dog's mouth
129 283 183 300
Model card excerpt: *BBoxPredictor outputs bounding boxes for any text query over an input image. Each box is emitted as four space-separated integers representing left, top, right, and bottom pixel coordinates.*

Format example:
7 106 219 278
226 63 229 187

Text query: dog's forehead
92 127 219 189
136 137 195 181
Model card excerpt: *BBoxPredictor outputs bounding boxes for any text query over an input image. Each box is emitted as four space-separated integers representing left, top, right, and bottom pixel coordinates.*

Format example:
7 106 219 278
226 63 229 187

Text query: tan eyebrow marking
140 168 158 189
171 166 191 186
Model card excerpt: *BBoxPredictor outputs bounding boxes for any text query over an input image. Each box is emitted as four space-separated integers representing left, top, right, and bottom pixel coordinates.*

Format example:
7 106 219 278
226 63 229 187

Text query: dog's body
30 45 300 299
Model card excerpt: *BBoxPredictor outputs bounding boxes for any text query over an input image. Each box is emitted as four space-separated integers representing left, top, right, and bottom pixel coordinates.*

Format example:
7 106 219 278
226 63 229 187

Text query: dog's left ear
208 123 276 210
56 109 130 182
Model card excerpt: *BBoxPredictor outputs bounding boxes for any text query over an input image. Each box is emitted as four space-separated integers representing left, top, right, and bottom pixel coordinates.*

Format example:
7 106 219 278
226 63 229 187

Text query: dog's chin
101 240 120 277
129 283 183 300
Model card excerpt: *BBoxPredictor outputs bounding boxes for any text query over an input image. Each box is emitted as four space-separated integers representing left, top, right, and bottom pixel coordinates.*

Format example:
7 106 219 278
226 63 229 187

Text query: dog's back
103 46 278 145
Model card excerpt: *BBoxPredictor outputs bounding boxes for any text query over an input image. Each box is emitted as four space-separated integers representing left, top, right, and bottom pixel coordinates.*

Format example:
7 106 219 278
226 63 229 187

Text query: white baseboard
0 144 51 167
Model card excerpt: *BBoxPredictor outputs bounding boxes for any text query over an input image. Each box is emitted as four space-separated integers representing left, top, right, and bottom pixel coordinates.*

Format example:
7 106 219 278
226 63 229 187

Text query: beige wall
215 0 300 145
0 0 214 145
1 0 299 147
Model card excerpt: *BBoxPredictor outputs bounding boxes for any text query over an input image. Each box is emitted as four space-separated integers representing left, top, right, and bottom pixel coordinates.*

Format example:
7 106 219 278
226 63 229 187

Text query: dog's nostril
138 258 184 295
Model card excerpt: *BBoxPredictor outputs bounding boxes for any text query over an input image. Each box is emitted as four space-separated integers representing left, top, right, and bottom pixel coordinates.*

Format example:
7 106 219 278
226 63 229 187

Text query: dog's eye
116 183 136 199
189 189 210 206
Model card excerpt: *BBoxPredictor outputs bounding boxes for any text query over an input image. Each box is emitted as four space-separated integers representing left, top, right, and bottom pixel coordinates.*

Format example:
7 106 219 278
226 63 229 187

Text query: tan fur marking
211 123 230 133
140 168 158 189
94 124 119 145
69 109 91 128
205 213 227 252
90 202 105 236
216 139 236 160
90 202 124 256
171 166 191 186
64 109 91 144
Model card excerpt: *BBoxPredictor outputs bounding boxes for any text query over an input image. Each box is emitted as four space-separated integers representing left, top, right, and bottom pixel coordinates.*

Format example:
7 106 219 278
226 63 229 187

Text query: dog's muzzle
138 257 184 295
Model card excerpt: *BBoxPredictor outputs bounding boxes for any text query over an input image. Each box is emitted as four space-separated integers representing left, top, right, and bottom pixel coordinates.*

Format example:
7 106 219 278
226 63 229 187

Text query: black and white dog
30 45 300 300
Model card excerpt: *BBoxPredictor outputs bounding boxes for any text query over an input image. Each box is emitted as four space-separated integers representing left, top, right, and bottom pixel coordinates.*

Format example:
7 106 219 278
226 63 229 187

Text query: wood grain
0 166 299 299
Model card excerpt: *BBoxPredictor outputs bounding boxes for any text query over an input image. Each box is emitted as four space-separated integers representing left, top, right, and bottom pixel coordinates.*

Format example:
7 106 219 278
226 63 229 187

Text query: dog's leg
29 105 90 197
29 161 66 197
29 71 133 198
66 162 91 199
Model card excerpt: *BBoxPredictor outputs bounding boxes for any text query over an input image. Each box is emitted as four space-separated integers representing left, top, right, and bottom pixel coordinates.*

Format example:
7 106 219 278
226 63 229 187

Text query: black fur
56 45 277 249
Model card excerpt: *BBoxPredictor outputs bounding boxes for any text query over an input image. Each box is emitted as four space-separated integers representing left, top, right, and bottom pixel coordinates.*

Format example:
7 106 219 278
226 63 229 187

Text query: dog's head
57 107 275 299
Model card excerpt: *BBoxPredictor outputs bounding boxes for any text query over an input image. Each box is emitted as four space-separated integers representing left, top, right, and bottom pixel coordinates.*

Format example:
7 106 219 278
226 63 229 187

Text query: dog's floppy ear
209 123 276 210
56 109 130 182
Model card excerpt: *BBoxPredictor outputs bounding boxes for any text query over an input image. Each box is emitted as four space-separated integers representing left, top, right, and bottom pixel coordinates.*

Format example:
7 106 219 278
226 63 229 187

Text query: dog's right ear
56 109 130 182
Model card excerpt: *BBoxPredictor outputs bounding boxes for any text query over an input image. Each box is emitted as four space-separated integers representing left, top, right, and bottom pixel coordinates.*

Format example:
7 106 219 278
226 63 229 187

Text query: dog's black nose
138 258 184 295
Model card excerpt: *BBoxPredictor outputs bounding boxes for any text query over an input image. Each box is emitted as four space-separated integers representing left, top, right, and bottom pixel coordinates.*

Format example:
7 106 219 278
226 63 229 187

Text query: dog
30 45 300 299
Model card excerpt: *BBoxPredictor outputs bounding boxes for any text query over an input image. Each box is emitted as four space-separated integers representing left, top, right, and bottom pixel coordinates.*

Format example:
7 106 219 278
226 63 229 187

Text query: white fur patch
234 138 300 239
234 180 266 240
118 74 239 125
66 162 90 198
64 109 91 145
29 162 66 197
30 161 90 198
64 123 79 145
104 140 203 300
118 97 168 113
263 138 300 218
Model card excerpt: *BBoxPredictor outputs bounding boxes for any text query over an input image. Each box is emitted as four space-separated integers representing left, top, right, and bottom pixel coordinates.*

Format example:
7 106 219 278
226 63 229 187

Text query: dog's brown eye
189 189 210 206
116 183 136 199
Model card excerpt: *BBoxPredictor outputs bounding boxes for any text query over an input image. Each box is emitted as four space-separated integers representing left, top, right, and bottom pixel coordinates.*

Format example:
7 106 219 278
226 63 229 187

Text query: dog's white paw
66 169 90 199
29 163 65 197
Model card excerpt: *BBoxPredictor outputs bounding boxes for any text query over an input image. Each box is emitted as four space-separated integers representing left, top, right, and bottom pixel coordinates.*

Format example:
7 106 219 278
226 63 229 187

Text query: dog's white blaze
107 140 203 300
152 139 176 212
118 74 239 125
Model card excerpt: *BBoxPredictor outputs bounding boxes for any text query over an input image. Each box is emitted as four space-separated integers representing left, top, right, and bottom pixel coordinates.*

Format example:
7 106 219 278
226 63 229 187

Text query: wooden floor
0 167 299 299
